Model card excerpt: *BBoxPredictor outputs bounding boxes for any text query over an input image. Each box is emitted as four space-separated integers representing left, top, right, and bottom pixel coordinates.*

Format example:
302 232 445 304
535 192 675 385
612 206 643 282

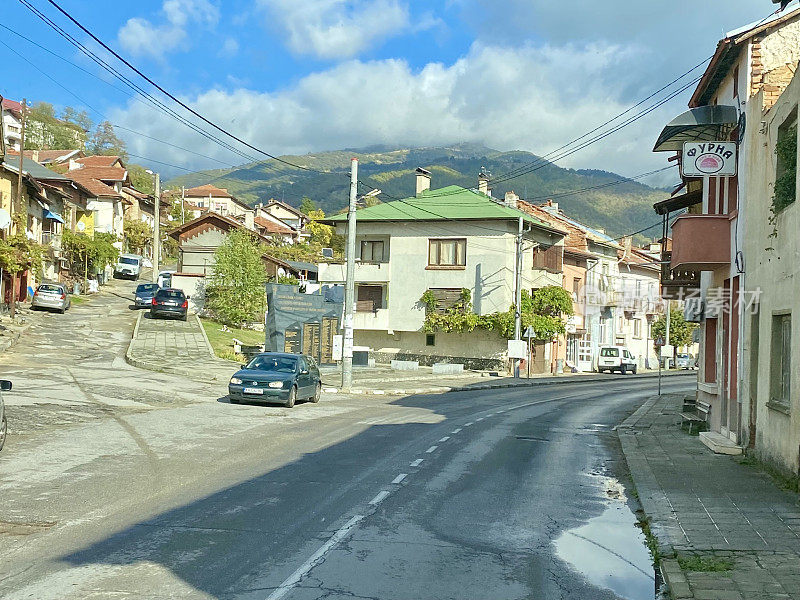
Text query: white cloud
112 41 689 181
256 0 411 59
219 38 240 57
117 0 219 58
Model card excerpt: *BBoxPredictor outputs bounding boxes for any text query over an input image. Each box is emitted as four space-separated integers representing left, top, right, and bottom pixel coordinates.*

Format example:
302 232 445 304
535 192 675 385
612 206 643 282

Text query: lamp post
145 170 160 283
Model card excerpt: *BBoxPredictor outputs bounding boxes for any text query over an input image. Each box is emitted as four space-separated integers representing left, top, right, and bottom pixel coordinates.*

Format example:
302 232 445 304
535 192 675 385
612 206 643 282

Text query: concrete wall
171 274 206 313
742 77 800 472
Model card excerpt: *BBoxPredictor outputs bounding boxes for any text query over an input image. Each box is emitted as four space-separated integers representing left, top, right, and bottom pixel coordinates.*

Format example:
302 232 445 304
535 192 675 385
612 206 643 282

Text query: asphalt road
0 298 694 600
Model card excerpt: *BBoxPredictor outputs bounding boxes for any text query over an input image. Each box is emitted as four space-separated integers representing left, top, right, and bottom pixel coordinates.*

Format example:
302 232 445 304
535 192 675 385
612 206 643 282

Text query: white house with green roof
319 170 567 369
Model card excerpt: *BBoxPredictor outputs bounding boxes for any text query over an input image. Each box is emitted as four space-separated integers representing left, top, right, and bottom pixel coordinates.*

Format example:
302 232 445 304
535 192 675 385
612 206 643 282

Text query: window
426 334 436 346
356 285 383 311
532 245 563 273
704 318 717 384
428 238 466 267
572 277 581 296
426 288 464 314
634 319 642 338
360 240 385 262
774 109 798 212
770 314 792 406
600 348 619 357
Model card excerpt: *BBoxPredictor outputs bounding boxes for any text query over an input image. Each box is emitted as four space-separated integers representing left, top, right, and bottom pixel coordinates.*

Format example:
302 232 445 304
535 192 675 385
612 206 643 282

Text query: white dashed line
369 490 391 505
451 428 462 434
438 436 450 442
265 515 364 600
476 417 484 422
410 459 423 467
426 445 438 453
464 422 474 427
392 473 407 484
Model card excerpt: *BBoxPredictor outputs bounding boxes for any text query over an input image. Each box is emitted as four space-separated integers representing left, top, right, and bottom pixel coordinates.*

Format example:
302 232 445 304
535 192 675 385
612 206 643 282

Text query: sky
0 0 786 186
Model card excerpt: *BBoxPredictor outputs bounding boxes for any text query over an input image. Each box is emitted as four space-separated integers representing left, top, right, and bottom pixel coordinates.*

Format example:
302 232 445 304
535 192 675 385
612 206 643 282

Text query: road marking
438 436 450 442
265 514 364 600
392 473 407 484
410 459 423 467
476 417 484 422
464 422 473 427
451 428 462 434
369 490 391 505
426 445 438 453
485 413 494 416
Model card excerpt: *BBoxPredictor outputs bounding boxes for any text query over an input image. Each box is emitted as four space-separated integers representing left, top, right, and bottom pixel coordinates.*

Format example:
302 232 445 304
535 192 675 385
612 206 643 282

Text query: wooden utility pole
10 99 27 318
15 99 26 220
152 173 161 283
181 185 185 225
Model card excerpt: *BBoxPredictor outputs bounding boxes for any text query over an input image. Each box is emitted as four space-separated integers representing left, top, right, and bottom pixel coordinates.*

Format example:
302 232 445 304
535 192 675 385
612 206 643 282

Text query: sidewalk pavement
619 394 800 600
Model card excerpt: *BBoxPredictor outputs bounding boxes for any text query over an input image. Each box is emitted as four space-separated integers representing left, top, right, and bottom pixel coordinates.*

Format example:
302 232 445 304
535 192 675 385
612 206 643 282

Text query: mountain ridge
166 143 669 239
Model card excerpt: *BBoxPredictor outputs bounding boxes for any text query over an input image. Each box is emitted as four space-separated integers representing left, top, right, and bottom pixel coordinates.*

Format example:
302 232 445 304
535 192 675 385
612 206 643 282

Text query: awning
653 105 739 152
653 188 703 215
44 210 65 223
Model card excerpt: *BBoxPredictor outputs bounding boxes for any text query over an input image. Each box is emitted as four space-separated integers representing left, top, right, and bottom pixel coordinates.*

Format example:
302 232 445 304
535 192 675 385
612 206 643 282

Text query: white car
597 346 638 375
114 254 142 280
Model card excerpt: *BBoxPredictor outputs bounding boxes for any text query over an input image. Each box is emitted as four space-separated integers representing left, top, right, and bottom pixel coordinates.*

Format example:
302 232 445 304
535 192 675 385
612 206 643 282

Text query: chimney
68 158 81 171
244 210 255 231
504 190 519 209
648 242 662 254
543 199 559 214
478 172 490 196
415 167 431 196
620 236 632 258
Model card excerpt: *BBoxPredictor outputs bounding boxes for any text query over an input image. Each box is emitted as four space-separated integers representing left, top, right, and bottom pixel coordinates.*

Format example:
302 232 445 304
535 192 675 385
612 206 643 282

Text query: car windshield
37 284 62 293
246 356 298 373
600 348 619 357
119 257 139 265
136 284 159 293
155 290 185 299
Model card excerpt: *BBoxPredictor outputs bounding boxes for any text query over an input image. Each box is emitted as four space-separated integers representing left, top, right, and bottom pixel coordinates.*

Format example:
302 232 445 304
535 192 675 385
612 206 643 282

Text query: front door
577 340 593 372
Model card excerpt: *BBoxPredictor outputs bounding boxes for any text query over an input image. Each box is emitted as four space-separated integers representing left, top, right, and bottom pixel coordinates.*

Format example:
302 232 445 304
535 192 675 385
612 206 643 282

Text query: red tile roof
517 200 590 255
69 165 127 182
185 184 234 198
63 171 121 198
1 98 22 117
75 155 123 167
254 215 294 234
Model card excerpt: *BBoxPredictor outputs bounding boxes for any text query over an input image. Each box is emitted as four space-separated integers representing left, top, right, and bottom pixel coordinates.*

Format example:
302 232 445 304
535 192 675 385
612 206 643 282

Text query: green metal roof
1 154 70 181
325 185 558 232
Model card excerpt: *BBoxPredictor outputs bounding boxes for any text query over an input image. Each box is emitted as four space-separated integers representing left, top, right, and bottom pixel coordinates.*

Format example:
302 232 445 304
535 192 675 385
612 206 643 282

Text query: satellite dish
77 221 86 232
0 209 10 229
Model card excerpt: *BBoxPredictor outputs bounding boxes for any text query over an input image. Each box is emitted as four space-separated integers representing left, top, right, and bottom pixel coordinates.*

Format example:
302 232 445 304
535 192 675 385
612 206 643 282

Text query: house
167 212 304 313
184 184 251 219
616 242 662 369
740 69 799 472
318 169 567 370
1 99 23 151
252 212 298 244
652 6 800 451
22 149 84 166
121 186 156 228
63 155 129 240
263 200 310 231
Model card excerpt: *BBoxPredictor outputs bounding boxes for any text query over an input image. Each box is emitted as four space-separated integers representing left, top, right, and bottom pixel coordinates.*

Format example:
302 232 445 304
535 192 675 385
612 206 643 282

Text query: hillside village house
741 69 799 473
184 184 251 219
1 98 24 151
652 7 800 454
319 170 567 370
262 200 310 241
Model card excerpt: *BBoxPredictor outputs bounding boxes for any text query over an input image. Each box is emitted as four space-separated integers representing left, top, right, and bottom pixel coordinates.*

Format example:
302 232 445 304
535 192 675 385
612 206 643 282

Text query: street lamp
145 169 161 283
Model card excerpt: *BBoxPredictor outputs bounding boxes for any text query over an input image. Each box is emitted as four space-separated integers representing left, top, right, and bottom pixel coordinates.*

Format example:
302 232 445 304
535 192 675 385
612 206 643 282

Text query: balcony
318 261 391 284
670 214 730 271
353 308 390 331
661 250 700 299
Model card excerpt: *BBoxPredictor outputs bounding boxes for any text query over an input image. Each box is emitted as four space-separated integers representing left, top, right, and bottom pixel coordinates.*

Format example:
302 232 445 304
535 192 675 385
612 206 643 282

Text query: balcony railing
670 214 731 271
660 250 700 299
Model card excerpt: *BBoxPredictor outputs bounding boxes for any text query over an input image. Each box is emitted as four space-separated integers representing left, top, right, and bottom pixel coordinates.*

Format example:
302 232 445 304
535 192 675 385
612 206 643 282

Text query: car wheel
311 383 322 403
0 415 6 451
632 366 637 375
620 365 627 375
285 386 297 408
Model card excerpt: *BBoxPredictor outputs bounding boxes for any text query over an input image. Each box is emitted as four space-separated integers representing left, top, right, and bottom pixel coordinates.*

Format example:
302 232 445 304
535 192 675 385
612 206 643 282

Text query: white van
114 254 142 280
597 345 638 375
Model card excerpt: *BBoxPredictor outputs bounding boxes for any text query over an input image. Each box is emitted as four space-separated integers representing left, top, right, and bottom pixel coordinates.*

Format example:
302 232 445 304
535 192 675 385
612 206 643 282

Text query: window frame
427 238 467 269
360 239 386 263
770 312 792 408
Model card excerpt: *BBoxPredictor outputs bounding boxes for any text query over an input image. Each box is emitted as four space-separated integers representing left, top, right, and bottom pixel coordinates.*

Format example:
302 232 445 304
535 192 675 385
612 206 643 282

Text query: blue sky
0 0 784 182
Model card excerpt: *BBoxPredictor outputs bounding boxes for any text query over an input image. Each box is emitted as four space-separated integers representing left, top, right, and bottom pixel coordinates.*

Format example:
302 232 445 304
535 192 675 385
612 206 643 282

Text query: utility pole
15 99 26 220
341 158 358 391
513 216 523 378
665 299 671 369
152 172 160 283
181 185 186 225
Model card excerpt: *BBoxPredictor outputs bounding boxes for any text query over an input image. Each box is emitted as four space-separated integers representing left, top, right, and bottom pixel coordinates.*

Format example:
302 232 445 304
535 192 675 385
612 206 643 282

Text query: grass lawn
200 318 264 361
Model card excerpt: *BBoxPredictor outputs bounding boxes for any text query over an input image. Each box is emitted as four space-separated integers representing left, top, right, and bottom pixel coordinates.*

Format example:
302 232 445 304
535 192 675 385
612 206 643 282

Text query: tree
205 229 267 326
123 219 152 255
25 102 86 150
89 121 128 159
128 164 155 194
652 309 698 365
305 209 333 247
299 197 317 214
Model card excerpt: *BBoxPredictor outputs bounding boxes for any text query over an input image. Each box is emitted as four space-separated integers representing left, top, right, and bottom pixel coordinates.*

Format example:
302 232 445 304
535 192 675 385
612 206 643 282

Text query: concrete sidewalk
619 394 800 599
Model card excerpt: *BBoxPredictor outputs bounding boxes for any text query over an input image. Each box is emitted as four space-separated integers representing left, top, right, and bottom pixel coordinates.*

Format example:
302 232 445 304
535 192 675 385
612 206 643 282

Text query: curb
194 314 217 359
324 370 696 396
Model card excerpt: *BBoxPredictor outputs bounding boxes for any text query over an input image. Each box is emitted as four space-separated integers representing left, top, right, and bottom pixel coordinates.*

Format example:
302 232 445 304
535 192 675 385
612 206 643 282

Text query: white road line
485 413 494 416
392 473 407 484
451 428 462 434
265 514 364 600
476 417 484 422
369 490 391 505
426 445 438 453
410 459 423 467
464 422 474 427
438 436 450 442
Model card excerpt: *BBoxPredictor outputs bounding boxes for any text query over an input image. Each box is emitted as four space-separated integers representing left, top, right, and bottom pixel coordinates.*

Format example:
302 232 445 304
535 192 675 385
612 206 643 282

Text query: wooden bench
680 397 710 434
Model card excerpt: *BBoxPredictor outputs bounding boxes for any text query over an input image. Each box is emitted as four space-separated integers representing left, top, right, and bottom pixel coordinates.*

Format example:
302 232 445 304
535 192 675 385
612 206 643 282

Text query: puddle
554 477 655 600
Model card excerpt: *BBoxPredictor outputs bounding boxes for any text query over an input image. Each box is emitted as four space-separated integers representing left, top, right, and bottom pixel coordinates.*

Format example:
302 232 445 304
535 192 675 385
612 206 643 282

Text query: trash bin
73 282 81 295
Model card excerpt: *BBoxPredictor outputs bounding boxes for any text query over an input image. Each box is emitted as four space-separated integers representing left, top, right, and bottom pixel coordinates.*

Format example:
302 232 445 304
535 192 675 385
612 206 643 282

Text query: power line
33 0 333 175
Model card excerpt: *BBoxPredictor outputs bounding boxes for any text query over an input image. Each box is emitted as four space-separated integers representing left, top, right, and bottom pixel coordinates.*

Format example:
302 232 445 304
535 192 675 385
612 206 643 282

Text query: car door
297 357 312 397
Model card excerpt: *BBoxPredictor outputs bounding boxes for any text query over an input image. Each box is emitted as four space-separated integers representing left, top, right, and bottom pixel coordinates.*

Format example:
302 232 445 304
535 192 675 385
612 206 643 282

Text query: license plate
243 387 263 395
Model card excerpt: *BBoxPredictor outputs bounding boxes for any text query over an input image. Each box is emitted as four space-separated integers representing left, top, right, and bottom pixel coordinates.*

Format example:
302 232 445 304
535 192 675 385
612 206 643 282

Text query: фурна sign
681 142 737 177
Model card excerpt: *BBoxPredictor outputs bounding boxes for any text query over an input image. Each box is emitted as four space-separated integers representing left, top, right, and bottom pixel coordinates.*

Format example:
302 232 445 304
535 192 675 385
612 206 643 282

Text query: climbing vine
0 215 44 277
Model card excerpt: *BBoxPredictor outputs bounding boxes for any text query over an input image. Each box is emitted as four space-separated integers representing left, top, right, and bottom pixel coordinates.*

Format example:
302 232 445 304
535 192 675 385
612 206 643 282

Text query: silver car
0 379 12 451
31 283 71 313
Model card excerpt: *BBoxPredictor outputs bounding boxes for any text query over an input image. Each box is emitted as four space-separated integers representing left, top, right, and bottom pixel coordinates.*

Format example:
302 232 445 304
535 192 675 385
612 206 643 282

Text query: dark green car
228 353 321 408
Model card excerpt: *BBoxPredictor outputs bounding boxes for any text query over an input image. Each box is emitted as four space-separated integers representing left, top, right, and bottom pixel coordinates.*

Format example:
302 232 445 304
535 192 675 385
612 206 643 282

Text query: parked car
229 353 321 408
0 379 12 451
150 288 188 321
134 283 160 308
31 283 71 313
114 254 142 280
597 345 638 374
158 270 175 288
676 353 696 369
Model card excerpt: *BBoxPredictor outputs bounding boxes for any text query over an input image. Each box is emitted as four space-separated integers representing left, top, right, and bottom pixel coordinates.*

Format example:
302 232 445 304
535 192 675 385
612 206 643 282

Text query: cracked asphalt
0 275 695 599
